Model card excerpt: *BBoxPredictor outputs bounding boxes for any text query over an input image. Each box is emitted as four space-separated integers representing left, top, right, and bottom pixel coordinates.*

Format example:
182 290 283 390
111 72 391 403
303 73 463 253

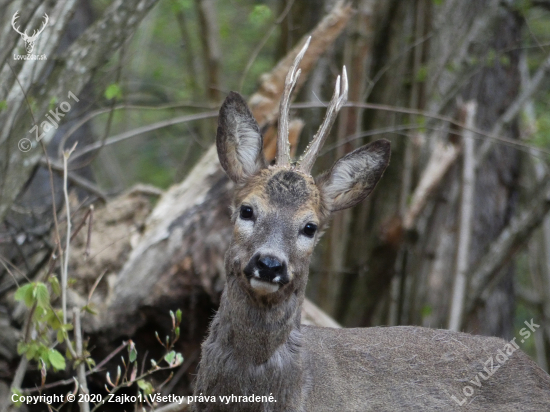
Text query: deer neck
217 273 305 365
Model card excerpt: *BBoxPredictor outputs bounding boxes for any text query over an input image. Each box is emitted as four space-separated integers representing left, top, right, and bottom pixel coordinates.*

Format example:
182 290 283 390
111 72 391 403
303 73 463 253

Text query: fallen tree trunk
75 0 353 338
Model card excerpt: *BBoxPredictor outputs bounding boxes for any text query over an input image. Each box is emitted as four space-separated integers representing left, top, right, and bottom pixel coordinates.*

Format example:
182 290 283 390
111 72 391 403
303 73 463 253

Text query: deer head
12 11 48 54
216 38 390 305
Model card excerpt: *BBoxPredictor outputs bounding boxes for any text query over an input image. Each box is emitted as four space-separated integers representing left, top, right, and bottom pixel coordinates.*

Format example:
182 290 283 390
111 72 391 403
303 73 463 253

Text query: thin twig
238 0 296 92
69 111 218 163
465 179 550 320
74 308 90 412
69 207 93 243
292 101 550 158
62 143 78 324
55 101 216 158
22 341 130 394
87 269 106 303
448 101 477 331
475 49 550 165
85 205 94 259
38 159 107 201
161 349 199 395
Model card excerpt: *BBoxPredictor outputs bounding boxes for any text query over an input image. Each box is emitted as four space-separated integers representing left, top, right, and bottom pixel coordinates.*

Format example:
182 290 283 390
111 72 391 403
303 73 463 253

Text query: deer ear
317 140 390 212
216 92 266 183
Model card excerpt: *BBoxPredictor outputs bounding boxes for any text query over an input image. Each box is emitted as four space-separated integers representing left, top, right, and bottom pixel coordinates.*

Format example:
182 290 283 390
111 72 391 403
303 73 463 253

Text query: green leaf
172 0 192 12
33 283 50 308
137 379 154 395
48 96 58 111
175 327 180 338
421 305 433 318
176 309 182 323
17 342 27 355
415 65 428 83
175 353 183 365
11 388 23 407
164 350 175 365
248 5 272 26
49 277 61 296
25 342 40 360
129 346 137 363
104 83 122 100
48 309 62 330
14 283 35 307
0 100 7 112
48 349 66 371
57 330 65 343
38 344 50 363
83 304 98 315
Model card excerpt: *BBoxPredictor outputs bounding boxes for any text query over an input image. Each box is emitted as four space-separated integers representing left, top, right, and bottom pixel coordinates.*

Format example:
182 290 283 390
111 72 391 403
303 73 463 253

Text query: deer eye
302 223 317 238
240 205 254 220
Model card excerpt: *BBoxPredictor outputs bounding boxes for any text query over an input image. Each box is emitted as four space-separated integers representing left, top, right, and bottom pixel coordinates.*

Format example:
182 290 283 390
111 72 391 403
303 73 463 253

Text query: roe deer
193 38 550 411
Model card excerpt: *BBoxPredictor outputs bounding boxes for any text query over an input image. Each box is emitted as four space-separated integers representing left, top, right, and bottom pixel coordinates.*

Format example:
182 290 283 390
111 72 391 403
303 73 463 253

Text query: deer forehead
235 168 322 217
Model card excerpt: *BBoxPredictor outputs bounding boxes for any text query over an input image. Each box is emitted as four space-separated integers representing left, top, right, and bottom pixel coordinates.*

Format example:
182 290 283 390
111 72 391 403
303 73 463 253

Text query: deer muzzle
243 253 289 294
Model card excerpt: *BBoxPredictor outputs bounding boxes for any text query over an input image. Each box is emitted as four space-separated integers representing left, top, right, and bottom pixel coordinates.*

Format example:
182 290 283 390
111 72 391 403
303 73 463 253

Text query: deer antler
27 13 48 41
298 66 348 174
276 36 311 167
11 11 25 36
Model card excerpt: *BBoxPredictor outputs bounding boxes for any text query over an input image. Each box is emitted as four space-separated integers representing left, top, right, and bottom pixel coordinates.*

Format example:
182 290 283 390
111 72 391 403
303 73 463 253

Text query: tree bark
0 0 161 222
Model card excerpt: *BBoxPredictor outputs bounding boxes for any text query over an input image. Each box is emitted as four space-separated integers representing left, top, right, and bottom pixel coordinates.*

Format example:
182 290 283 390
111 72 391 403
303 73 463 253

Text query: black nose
258 256 283 273
244 254 289 284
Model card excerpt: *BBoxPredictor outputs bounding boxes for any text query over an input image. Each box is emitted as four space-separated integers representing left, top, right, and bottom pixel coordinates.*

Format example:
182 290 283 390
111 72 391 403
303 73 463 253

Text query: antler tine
29 13 48 40
299 66 348 174
11 11 25 36
276 36 311 167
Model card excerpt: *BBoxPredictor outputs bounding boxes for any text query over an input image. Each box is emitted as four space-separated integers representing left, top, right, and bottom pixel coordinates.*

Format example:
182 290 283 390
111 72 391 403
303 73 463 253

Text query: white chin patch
250 278 280 294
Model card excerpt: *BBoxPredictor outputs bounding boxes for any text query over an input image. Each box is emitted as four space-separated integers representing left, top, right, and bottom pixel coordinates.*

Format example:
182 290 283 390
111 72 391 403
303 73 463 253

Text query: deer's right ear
317 139 391 212
216 92 266 183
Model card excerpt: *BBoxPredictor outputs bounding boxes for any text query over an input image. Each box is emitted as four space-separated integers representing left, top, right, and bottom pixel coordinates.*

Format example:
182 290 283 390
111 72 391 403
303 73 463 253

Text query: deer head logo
11 11 48 54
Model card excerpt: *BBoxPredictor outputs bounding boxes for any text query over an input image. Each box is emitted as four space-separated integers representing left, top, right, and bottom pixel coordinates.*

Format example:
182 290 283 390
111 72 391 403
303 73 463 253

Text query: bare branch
73 308 90 412
195 0 223 102
465 180 550 319
403 139 460 230
238 0 296 92
302 298 341 328
0 0 161 223
70 111 217 163
38 159 107 201
250 0 353 129
62 144 77 324
291 101 550 159
475 50 550 166
448 101 477 331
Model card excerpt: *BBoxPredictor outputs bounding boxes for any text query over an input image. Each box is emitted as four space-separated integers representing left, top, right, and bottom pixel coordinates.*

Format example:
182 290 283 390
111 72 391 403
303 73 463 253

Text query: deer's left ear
317 139 390 212
217 92 266 183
